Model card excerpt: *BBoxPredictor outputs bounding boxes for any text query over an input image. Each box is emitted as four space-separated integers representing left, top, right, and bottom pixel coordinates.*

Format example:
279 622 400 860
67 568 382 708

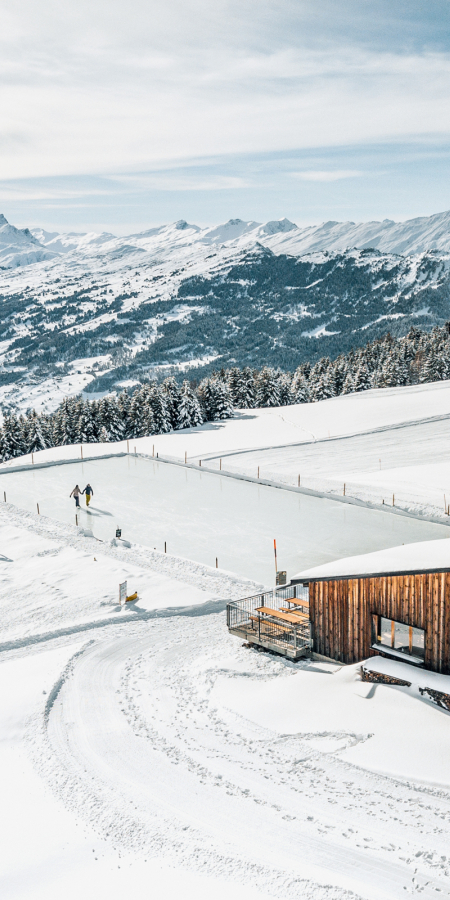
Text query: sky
1 0 450 233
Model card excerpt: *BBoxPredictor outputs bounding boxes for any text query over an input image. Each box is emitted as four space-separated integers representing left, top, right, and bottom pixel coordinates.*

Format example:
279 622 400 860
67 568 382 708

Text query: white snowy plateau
2 383 450 900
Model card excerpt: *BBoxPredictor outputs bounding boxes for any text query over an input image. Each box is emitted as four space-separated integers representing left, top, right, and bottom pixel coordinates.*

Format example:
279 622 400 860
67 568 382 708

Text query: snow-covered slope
0 214 58 268
0 207 448 409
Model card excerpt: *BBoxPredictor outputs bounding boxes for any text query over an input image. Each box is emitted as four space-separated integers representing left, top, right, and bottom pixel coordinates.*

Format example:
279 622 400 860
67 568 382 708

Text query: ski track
28 614 450 900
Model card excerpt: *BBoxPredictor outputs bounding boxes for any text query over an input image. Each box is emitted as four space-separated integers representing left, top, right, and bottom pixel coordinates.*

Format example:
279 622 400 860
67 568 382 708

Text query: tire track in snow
30 615 450 900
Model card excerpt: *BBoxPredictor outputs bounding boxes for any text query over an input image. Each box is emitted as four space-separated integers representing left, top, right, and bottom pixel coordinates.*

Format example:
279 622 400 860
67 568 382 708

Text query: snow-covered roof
294 537 450 582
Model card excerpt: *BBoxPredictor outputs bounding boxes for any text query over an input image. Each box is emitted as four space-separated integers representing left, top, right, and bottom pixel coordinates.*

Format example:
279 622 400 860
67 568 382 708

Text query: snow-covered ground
0 454 447 587
5 379 450 522
2 502 450 900
2 383 450 899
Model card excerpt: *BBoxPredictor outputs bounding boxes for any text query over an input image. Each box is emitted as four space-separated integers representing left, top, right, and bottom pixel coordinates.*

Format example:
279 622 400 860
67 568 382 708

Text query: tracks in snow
30 614 450 900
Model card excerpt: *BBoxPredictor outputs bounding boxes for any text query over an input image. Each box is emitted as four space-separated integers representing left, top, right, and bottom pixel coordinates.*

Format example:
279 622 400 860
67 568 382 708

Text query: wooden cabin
293 539 450 674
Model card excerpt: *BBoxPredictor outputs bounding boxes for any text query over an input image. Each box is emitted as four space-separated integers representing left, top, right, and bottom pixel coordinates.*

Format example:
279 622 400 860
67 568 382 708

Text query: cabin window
372 615 425 660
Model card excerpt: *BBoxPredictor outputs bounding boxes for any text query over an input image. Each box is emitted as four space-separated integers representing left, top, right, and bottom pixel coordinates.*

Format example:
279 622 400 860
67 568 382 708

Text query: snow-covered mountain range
1 209 450 414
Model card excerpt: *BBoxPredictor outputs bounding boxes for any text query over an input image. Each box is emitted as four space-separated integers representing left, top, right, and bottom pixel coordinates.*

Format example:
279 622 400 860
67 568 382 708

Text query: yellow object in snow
86 494 91 506
126 592 138 602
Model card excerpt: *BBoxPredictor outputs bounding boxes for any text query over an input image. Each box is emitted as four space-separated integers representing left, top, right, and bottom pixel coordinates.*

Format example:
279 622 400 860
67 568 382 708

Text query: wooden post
220 458 222 471
298 474 300 487
157 452 158 458
81 445 83 459
153 444 155 457
257 466 260 479
164 541 167 553
392 493 395 506
382 499 384 504
343 483 346 496
37 503 40 515
215 557 218 568
127 440 129 453
32 452 34 465
199 459 202 467
185 451 187 464
75 514 78 526
134 445 136 455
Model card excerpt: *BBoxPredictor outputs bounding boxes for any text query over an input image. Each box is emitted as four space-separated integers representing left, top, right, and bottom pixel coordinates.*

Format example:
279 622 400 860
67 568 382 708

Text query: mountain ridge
1 210 450 414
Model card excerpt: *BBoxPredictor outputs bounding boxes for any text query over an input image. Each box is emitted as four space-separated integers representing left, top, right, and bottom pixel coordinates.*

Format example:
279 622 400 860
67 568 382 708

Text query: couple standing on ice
70 483 94 508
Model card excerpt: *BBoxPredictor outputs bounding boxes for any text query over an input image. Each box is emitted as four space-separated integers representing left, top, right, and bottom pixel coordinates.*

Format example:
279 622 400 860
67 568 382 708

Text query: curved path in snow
37 615 450 900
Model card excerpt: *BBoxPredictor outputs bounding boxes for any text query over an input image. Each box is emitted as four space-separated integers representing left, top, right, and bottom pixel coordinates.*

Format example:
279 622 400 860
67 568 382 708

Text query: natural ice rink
1 454 448 585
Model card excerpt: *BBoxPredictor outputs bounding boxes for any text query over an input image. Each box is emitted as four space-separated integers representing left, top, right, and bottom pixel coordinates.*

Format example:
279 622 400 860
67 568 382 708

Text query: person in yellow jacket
82 483 94 507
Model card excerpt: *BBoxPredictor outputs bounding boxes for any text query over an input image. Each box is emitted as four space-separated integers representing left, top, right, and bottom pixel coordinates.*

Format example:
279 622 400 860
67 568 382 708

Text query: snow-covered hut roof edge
294 537 450 583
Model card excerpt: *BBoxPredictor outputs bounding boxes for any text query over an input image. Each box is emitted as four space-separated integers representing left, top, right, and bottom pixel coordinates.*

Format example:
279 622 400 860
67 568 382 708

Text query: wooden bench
284 599 309 609
280 607 309 621
256 606 303 625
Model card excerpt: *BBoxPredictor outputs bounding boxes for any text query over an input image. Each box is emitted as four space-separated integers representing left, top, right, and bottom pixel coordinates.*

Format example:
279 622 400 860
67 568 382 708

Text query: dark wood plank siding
308 571 450 673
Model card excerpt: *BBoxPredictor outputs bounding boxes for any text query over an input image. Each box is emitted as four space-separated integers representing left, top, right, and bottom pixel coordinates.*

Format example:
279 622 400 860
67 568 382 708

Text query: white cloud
1 1 450 185
293 170 364 181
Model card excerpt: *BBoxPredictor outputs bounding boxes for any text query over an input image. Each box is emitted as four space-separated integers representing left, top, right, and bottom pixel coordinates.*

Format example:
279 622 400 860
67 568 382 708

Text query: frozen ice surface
1 455 448 586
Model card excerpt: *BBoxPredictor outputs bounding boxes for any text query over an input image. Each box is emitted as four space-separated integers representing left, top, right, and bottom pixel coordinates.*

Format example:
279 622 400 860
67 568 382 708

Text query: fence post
134 446 136 455
343 483 346 496
127 440 129 453
75 514 78 526
199 459 202 467
81 445 83 459
185 451 187 463
32 452 34 465
164 541 167 553
220 458 222 470
298 474 300 487
216 557 218 568
257 466 259 479
153 444 155 457
37 503 40 515
392 493 395 506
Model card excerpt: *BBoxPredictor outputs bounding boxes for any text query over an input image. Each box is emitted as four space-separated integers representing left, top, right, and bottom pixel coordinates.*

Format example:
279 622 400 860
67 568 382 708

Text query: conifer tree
177 381 204 429
147 385 171 434
128 388 147 437
1 413 25 459
25 412 47 453
353 363 371 392
255 367 281 408
161 377 182 429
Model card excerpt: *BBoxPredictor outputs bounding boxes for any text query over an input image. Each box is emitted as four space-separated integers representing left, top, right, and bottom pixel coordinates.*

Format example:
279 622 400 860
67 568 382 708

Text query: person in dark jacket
70 485 82 507
82 483 94 507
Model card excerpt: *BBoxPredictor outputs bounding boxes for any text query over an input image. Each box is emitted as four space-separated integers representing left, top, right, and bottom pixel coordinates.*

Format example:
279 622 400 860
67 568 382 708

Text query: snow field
5 380 450 525
2 382 450 898
26 615 450 900
0 454 448 589
0 503 258 647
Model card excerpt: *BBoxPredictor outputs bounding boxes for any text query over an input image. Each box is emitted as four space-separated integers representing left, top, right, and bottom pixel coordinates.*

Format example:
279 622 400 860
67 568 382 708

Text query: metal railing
226 583 311 657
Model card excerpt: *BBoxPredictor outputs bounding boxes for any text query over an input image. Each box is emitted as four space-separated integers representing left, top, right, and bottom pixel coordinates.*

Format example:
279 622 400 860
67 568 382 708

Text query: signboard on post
119 581 128 607
276 571 287 586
